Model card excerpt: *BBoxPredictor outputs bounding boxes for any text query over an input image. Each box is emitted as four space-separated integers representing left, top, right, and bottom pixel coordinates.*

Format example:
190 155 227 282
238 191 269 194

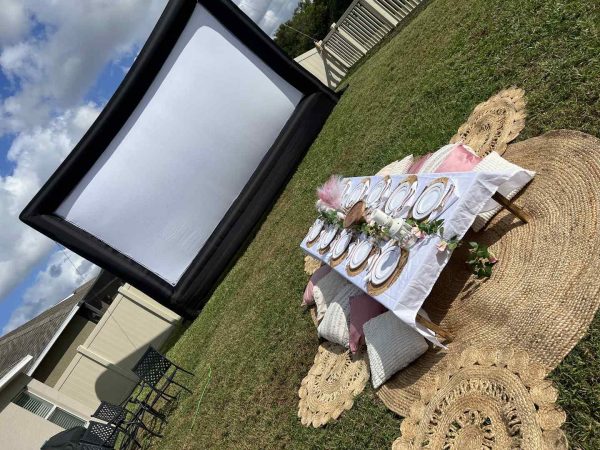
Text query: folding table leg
416 314 454 342
491 192 532 223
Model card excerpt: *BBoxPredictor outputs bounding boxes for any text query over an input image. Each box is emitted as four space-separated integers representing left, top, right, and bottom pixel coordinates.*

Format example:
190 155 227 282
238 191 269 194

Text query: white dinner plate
341 179 352 208
385 178 417 216
306 218 324 243
345 179 370 209
318 225 338 251
332 229 352 259
365 177 391 209
348 239 373 270
412 179 451 221
370 245 401 286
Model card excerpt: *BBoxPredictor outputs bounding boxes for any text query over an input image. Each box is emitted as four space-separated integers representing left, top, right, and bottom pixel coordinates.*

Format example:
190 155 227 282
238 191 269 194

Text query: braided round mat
450 87 526 157
298 342 369 427
392 347 567 450
304 255 322 275
378 130 600 416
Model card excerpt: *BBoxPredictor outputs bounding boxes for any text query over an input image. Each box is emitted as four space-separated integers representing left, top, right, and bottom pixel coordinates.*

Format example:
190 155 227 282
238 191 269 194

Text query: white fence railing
313 0 425 88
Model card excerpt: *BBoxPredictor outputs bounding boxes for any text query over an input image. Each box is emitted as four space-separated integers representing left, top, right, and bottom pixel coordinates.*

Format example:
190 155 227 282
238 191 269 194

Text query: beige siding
0 403 63 450
0 375 91 450
294 48 328 86
55 285 181 409
32 315 96 387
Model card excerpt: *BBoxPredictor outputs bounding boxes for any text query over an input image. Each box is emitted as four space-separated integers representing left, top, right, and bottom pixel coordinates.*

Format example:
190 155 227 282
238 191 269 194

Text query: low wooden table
301 171 533 347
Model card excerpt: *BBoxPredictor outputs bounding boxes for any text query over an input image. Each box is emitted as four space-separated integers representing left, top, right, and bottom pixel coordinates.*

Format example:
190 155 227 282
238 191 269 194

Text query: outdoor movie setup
20 0 339 317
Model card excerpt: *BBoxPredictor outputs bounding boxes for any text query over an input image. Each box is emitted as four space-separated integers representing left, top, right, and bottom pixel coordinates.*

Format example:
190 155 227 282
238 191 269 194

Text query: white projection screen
56 5 302 285
21 0 339 317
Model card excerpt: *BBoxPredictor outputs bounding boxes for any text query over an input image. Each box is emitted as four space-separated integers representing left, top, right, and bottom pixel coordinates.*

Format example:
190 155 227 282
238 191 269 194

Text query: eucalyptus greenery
466 242 498 278
406 218 495 277
318 209 343 227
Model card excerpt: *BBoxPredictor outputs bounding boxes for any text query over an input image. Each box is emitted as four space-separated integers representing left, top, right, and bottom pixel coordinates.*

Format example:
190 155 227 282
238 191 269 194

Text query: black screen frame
20 0 338 317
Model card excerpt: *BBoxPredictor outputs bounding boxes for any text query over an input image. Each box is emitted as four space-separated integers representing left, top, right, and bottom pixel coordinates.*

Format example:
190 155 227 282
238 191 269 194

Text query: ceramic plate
341 179 352 208
370 245 401 286
345 179 370 209
348 240 373 270
366 177 392 209
318 225 338 251
412 179 450 221
385 178 417 216
332 229 352 259
306 218 324 243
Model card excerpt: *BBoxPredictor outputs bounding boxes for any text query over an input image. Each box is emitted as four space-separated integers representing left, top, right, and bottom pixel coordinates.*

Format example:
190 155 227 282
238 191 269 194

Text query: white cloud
2 249 100 334
0 0 31 46
0 1 168 322
0 0 168 134
234 0 300 37
0 103 101 301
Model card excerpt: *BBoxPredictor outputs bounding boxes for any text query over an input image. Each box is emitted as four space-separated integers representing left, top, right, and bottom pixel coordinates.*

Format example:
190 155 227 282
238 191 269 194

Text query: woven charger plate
298 342 369 428
392 347 567 450
378 130 600 416
450 87 526 157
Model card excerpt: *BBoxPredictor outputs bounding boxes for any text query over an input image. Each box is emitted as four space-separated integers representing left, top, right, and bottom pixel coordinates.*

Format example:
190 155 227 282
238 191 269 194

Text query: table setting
301 167 534 347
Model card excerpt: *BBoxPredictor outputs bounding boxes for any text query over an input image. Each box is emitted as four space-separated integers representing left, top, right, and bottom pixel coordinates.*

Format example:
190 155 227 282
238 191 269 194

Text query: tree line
274 0 353 58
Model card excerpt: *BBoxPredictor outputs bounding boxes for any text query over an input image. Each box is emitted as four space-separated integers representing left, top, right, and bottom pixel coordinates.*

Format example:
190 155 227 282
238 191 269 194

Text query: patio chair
91 400 163 438
131 346 193 403
79 421 119 448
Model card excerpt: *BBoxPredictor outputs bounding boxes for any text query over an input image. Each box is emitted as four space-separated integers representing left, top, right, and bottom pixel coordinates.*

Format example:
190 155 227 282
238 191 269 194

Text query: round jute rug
392 347 567 450
304 255 322 275
450 87 526 157
378 130 600 416
298 342 369 427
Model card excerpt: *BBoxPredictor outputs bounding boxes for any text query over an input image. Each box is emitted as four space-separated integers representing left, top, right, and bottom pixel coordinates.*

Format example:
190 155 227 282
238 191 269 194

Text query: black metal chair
79 421 119 448
92 400 163 439
131 346 193 403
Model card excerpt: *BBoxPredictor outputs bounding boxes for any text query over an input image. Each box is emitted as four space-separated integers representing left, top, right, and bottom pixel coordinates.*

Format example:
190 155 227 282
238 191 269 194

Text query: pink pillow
348 294 387 353
435 144 481 173
408 153 431 173
302 265 331 306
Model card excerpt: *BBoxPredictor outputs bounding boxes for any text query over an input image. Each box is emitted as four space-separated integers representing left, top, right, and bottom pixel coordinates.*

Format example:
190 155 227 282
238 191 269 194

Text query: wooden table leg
492 192 532 223
416 314 454 342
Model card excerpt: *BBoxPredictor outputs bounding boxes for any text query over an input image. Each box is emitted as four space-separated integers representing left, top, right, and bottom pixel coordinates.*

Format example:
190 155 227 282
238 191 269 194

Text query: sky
0 0 300 337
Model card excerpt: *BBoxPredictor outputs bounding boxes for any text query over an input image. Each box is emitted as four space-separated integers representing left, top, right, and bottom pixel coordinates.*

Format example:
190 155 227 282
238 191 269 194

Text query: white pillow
376 155 414 176
418 143 478 173
472 151 535 231
317 293 351 347
363 311 429 388
313 271 360 322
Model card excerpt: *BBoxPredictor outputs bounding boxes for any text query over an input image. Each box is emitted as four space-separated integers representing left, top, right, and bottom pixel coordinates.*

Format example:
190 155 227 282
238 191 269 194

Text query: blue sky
0 0 299 336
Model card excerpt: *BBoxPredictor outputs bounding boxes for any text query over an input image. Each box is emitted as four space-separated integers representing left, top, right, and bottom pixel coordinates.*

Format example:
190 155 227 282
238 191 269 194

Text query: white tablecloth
301 170 532 347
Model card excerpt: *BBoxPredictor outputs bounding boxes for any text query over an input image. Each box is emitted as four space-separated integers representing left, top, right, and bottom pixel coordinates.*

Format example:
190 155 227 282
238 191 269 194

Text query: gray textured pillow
363 311 429 388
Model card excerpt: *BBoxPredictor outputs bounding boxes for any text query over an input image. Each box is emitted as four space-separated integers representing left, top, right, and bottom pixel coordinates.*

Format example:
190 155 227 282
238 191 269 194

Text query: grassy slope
153 0 599 448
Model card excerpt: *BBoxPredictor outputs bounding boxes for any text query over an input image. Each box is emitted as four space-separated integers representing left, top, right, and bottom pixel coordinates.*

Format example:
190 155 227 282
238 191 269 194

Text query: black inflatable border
20 0 338 317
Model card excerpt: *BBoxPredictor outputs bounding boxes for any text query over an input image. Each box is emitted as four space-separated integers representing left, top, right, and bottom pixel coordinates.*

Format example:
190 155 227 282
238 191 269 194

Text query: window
48 408 86 429
12 390 86 429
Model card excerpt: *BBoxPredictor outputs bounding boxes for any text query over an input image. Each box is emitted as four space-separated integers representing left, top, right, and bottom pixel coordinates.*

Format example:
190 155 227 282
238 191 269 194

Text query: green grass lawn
151 0 600 448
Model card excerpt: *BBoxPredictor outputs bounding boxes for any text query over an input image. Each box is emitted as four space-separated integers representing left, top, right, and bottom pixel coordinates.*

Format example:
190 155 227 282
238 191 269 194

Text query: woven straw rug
298 342 369 427
450 87 526 157
378 130 600 416
392 347 567 450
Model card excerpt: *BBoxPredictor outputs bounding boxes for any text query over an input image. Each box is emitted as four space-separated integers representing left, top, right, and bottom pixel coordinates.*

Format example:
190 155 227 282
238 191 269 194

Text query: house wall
294 48 328 86
0 374 92 450
32 315 96 387
54 285 181 409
